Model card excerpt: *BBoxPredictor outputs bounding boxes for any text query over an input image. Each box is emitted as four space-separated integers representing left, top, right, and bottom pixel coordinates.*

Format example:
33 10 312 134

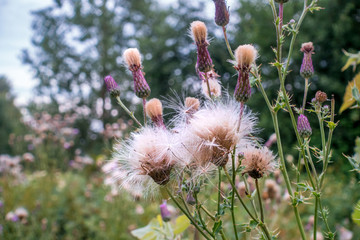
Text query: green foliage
352 200 360 226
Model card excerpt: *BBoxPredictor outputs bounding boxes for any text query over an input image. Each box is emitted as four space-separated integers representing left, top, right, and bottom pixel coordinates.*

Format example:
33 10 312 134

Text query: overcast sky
0 0 53 105
0 0 237 106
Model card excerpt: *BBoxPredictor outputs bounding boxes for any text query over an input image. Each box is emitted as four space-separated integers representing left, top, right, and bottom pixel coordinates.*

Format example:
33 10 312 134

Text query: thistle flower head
234 44 257 69
315 90 327 103
297 114 312 138
106 127 176 197
123 48 151 98
190 21 208 45
213 0 229 27
146 98 165 128
123 48 142 72
300 42 315 79
159 200 171 222
14 207 28 221
185 97 200 115
242 146 276 179
104 75 120 98
263 179 281 201
191 21 213 73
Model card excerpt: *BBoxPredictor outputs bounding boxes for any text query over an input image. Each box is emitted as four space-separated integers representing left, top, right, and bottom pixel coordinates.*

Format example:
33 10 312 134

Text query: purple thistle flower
297 114 312 138
132 69 151 98
213 0 230 27
159 200 171 222
300 42 315 79
104 75 120 98
234 69 251 103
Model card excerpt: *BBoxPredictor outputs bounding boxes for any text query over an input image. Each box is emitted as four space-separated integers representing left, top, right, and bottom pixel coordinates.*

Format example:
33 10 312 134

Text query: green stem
302 78 309 113
217 167 222 216
195 194 215 237
317 112 326 157
142 98 147 126
313 196 318 240
200 205 216 221
165 187 211 240
305 140 318 184
222 26 236 61
116 96 142 127
255 179 264 223
231 149 239 240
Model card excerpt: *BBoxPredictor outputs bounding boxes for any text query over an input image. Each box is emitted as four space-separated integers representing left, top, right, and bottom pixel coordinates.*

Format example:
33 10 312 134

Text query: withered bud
234 44 257 68
315 91 327 103
190 21 208 44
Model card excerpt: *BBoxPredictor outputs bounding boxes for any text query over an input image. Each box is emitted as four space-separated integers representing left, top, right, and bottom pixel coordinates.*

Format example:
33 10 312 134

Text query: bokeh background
1 0 360 239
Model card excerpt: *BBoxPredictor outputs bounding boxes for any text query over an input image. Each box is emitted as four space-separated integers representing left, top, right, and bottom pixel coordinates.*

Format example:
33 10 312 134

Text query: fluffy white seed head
190 21 208 44
146 98 163 119
123 48 142 68
202 78 222 99
242 146 276 179
234 44 257 67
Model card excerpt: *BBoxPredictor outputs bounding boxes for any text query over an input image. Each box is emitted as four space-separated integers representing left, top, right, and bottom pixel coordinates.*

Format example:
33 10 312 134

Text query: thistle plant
103 0 338 239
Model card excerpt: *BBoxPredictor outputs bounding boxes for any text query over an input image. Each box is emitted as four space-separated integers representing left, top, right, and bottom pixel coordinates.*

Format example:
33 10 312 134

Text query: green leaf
173 215 190 235
131 218 160 240
352 200 360 226
212 220 223 235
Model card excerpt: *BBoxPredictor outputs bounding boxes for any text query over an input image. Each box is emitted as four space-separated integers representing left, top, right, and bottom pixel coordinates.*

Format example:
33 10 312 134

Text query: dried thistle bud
123 48 151 98
234 44 257 69
242 146 276 179
185 97 200 114
104 75 120 98
213 0 229 27
190 21 213 73
186 192 196 205
315 90 327 103
297 114 312 138
159 200 171 222
146 98 165 128
300 42 315 79
234 45 257 103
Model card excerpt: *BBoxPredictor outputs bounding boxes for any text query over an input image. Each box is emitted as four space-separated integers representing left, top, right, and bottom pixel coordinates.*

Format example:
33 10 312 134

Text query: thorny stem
237 102 245 132
200 204 216 221
231 149 239 240
255 179 264 222
217 167 222 217
222 26 236 61
115 96 142 127
279 3 284 31
165 187 211 240
194 194 215 237
241 174 259 219
302 78 309 113
142 98 147 126
317 112 326 156
305 140 318 184
302 140 316 189
204 73 213 99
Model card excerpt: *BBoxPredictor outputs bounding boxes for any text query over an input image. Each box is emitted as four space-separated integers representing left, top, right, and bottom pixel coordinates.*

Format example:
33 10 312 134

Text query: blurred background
1 0 360 239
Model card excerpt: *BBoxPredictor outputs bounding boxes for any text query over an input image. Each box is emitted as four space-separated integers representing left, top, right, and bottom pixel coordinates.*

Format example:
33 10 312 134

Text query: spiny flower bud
190 21 213 73
275 0 289 3
213 0 229 27
234 45 257 103
123 48 151 98
186 192 196 205
104 75 120 98
146 98 165 129
300 42 315 79
315 90 327 103
297 114 312 138
159 200 171 222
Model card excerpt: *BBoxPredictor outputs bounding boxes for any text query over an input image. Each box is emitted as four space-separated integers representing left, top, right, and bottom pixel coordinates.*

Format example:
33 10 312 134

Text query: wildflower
107 127 175 197
15 207 28 222
242 146 276 179
123 48 151 98
234 44 257 103
297 114 312 138
104 75 120 98
300 42 315 79
146 98 165 129
5 211 19 222
315 90 327 103
213 0 229 27
160 200 171 222
190 21 213 73
22 153 34 163
185 99 256 167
